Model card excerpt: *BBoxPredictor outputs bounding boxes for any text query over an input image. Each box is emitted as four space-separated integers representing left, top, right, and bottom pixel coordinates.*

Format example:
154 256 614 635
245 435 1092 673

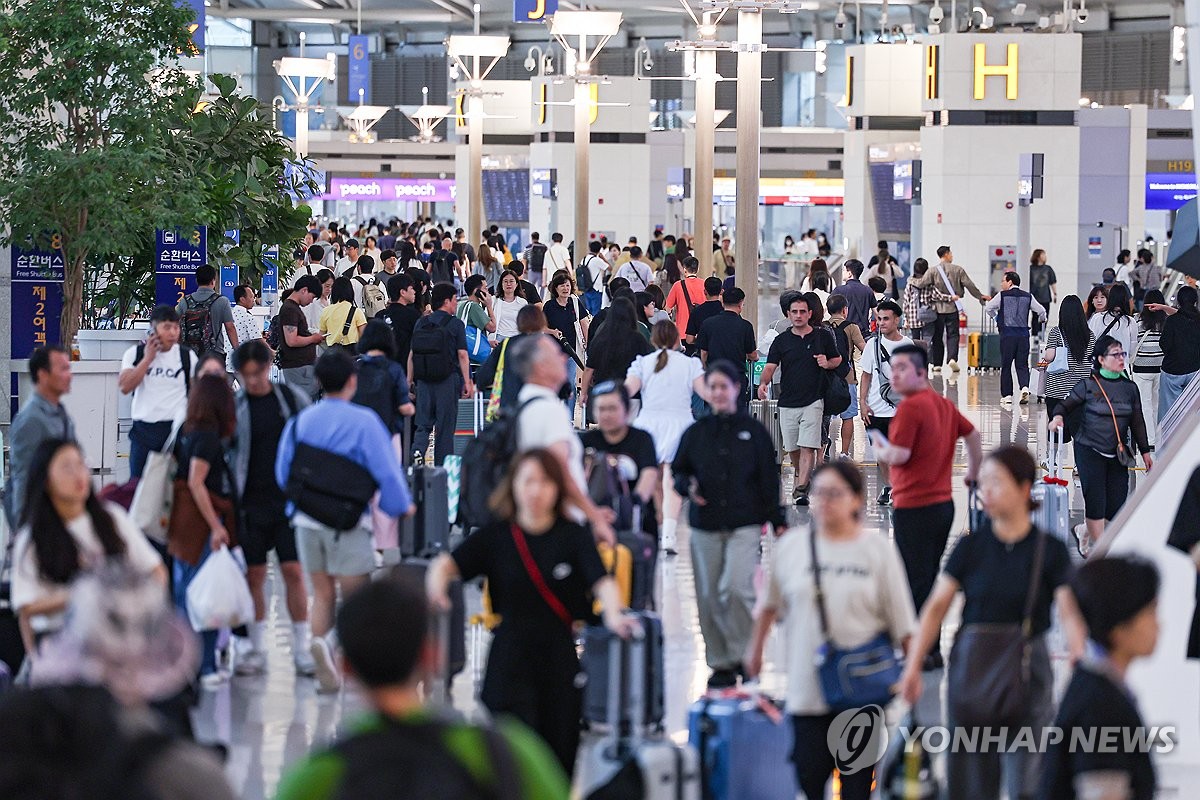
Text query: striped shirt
1132 322 1163 373
1044 326 1096 399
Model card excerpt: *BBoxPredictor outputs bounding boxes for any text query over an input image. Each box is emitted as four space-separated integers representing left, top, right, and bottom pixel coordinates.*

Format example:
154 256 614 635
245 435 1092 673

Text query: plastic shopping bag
185 546 254 631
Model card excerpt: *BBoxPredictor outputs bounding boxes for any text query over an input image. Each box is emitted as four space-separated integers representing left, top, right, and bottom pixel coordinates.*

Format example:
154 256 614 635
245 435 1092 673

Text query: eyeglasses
1102 351 1127 359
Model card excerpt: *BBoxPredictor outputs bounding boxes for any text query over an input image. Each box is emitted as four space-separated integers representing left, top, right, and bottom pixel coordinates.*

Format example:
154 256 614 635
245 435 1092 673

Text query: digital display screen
1146 173 1198 211
483 169 530 223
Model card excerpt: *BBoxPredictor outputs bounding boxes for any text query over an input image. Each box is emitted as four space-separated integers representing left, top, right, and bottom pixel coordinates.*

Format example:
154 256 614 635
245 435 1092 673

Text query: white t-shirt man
120 343 196 423
616 260 654 292
12 503 163 633
547 242 572 275
858 333 912 418
516 383 587 520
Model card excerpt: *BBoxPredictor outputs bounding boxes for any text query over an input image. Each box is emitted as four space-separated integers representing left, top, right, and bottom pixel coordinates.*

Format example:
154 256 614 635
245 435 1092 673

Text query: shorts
838 389 860 421
295 521 375 577
241 506 299 566
779 401 824 451
866 415 893 438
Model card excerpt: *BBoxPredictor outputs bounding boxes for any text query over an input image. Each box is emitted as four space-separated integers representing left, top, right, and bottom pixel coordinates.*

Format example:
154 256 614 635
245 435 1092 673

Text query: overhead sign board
1147 173 1198 211
155 226 206 307
712 177 844 207
323 177 457 203
514 0 557 22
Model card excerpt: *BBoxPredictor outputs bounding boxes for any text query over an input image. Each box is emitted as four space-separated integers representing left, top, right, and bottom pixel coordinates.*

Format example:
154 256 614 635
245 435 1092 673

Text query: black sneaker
877 486 892 506
794 487 809 506
706 669 738 689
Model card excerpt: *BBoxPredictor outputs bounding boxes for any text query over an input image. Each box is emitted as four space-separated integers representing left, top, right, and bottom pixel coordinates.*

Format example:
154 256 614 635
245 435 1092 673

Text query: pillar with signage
840 44 925 261
529 76 652 251
919 33 1083 317
155 226 207 308
11 246 65 358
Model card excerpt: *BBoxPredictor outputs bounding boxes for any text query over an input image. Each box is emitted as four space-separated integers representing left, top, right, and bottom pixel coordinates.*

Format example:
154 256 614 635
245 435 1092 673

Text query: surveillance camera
928 5 944 24
1075 7 1088 23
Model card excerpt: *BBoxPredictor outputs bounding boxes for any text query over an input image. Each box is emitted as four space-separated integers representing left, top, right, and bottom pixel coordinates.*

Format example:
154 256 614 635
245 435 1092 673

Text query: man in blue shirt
829 258 877 332
276 350 413 692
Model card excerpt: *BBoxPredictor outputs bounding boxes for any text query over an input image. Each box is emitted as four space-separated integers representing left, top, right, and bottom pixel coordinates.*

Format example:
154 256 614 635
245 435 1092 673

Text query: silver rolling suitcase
750 395 785 465
1032 427 1071 544
578 628 701 800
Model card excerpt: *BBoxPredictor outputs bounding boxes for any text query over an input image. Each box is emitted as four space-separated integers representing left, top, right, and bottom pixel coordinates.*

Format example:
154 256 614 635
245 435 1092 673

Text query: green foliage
169 75 319 283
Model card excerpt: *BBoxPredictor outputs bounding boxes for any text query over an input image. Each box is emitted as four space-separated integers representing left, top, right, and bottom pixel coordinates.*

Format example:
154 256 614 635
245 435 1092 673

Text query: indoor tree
0 0 206 347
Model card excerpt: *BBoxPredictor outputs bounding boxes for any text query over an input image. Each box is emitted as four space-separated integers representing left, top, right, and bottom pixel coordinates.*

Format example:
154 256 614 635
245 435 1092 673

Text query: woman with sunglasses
1050 334 1152 557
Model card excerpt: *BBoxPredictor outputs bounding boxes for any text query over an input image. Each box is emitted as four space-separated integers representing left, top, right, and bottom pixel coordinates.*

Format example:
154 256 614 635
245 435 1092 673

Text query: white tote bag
186 546 254 631
129 419 184 544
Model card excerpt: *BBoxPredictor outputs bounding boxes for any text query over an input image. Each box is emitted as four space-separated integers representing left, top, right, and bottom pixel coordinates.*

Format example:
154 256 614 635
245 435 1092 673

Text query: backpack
265 313 283 357
430 250 456 284
410 315 458 382
527 242 548 272
576 256 594 292
135 344 192 392
355 275 388 317
459 396 546 528
180 293 220 354
352 356 399 432
331 716 519 800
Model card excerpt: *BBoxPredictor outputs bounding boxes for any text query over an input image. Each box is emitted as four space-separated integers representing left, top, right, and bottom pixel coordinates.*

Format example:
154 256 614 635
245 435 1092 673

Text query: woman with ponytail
624 320 706 553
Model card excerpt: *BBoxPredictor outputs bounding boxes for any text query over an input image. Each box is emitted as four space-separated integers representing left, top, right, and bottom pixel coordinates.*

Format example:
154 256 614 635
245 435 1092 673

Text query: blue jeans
172 546 219 677
1159 370 1197 423
128 420 174 480
583 291 602 317
564 357 578 416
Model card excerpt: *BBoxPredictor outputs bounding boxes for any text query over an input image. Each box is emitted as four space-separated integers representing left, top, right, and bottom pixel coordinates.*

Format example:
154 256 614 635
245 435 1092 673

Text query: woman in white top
625 320 706 552
492 269 529 341
12 439 166 654
364 235 383 268
745 461 915 800
1087 283 1137 364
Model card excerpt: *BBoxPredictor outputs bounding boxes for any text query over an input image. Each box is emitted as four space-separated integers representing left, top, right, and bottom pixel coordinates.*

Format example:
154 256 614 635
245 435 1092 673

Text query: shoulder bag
820 329 852 416
129 417 186 544
947 530 1046 727
811 530 902 711
1044 329 1070 374
874 335 900 408
510 524 574 630
284 416 378 531
1094 377 1138 468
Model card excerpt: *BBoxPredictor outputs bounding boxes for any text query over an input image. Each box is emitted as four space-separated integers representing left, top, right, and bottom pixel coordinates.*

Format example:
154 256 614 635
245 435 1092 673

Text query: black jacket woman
1050 335 1153 556
426 448 633 776
1157 285 1200 422
899 445 1086 800
579 297 653 412
1040 295 1095 444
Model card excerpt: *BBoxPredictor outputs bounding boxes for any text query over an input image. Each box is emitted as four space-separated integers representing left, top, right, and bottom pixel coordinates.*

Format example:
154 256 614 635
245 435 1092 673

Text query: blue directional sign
261 246 281 297
10 246 65 358
514 0 556 23
155 226 207 307
348 35 370 103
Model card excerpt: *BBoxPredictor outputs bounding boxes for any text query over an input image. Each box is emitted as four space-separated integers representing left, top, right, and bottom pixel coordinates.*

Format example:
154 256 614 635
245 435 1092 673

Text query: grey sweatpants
689 525 761 671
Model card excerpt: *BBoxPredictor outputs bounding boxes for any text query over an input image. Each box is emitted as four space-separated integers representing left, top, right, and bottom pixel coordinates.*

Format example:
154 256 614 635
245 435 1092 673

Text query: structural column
694 48 717 277
468 88 485 243
574 80 591 263
734 8 762 331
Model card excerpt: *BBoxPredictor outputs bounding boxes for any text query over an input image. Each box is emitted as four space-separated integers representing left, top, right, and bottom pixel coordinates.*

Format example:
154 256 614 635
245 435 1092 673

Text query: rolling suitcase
391 560 466 694
597 542 634 610
578 627 701 800
1032 427 1071 544
749 398 785 464
454 391 486 456
402 465 450 557
581 612 666 730
688 692 799 800
585 453 657 611
618 511 657 611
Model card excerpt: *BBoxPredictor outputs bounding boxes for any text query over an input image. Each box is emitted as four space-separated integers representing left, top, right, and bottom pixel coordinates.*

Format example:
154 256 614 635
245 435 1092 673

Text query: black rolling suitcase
581 612 666 731
402 465 450 557
391 560 465 694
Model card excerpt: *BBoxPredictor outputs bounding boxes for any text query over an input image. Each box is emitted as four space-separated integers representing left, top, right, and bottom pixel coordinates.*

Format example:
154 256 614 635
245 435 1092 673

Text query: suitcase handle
1046 426 1065 481
604 627 647 751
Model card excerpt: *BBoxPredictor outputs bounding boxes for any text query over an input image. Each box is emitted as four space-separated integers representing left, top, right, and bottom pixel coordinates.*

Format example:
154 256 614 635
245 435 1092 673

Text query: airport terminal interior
5 0 1200 797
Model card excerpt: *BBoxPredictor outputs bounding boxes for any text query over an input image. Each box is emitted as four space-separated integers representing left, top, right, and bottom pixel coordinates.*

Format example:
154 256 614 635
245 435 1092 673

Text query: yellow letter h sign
973 42 1018 100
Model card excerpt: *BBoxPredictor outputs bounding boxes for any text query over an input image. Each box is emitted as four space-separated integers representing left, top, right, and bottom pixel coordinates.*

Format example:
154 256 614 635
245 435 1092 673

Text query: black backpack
576 256 594 292
179 293 220 354
353 357 399 432
331 717 519 800
429 250 455 284
410 315 458 382
135 344 192 392
459 397 545 529
527 242 547 271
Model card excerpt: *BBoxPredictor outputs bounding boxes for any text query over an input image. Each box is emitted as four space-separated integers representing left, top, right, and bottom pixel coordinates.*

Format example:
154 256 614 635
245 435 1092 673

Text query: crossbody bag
510 523 574 630
1094 377 1138 468
947 529 1046 727
811 531 902 711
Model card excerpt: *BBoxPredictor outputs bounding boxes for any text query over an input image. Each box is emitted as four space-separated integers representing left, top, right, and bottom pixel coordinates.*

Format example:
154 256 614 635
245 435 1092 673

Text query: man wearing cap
336 238 361 278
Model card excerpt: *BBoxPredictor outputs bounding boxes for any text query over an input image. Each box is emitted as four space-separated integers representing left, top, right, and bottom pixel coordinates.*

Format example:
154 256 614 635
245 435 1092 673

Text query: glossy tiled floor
194 360 1101 799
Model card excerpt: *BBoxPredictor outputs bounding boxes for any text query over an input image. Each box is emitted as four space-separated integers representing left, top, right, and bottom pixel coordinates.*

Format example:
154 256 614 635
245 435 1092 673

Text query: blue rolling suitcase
688 693 799 800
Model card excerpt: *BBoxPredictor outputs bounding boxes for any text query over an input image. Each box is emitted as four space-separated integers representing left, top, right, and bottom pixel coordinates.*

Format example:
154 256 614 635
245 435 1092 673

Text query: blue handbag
464 326 492 364
810 530 903 711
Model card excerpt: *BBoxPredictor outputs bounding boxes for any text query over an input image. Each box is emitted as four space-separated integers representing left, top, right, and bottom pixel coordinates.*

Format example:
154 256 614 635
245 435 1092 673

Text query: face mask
1099 368 1123 379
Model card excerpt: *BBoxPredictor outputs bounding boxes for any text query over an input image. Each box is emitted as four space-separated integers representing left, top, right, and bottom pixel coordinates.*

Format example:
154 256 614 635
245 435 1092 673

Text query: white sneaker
1020 387 1030 404
310 637 342 693
1000 395 1014 405
199 671 228 691
234 650 267 677
948 359 960 372
294 648 317 678
661 530 678 556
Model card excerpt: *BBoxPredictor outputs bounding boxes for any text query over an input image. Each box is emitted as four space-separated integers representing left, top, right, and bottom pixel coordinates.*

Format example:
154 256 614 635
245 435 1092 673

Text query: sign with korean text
261 246 280 297
348 35 370 104
155 226 207 307
514 0 557 23
221 229 239 301
11 246 65 359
